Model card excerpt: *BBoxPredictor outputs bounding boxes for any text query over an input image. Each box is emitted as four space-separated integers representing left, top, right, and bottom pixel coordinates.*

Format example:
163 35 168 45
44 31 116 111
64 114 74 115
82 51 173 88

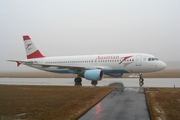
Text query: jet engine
84 69 103 81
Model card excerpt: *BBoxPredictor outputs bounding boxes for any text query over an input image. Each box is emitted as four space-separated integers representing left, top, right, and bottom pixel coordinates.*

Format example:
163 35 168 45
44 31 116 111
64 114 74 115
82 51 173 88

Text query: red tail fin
23 35 45 59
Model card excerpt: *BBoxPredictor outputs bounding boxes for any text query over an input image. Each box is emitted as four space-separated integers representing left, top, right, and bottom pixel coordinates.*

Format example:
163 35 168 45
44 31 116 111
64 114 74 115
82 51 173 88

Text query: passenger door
136 55 142 66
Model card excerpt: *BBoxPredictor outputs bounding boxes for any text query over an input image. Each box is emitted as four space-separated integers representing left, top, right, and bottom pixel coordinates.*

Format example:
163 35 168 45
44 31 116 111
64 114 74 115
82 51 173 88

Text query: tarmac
79 86 150 120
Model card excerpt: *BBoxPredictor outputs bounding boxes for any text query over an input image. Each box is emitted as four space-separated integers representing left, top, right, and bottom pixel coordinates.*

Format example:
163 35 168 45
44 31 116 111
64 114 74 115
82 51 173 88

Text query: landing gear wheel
75 82 82 86
74 77 82 86
74 78 82 83
139 73 144 86
139 81 144 86
139 78 144 82
139 73 144 82
91 81 98 86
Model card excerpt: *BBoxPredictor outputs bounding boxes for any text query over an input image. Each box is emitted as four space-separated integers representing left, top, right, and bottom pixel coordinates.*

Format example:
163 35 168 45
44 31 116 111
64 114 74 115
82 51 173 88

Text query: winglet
16 61 21 67
7 60 21 67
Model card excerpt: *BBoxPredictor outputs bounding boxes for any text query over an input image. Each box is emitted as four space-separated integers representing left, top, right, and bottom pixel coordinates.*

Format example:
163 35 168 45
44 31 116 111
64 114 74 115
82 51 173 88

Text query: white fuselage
24 53 166 75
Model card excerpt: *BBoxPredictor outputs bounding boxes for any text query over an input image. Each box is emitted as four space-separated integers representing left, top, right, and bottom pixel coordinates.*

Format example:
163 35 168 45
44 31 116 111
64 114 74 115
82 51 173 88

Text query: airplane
8 35 166 85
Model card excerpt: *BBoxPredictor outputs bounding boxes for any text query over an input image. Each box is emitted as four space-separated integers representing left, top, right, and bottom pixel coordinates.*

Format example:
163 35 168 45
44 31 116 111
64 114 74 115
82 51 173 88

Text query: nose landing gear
139 73 144 86
138 73 145 92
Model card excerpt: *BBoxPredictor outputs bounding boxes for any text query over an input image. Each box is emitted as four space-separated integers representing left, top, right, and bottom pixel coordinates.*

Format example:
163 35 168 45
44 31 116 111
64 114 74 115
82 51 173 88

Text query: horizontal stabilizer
7 60 33 67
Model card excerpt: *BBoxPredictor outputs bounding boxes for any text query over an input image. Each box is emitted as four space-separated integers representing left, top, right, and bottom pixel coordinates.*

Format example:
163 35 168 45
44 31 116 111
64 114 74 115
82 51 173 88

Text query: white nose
159 61 166 70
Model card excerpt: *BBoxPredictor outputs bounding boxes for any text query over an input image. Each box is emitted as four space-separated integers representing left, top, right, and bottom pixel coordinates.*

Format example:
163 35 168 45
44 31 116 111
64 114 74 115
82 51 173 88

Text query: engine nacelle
106 73 123 78
84 69 103 81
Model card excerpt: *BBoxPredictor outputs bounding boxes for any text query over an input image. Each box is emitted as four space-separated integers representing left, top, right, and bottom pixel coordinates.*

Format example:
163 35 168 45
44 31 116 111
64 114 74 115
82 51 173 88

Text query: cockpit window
148 57 159 61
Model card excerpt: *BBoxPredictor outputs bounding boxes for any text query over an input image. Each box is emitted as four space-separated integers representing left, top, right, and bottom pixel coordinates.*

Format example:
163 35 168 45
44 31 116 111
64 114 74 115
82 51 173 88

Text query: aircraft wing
7 60 85 69
37 64 112 74
7 60 112 72
37 63 112 70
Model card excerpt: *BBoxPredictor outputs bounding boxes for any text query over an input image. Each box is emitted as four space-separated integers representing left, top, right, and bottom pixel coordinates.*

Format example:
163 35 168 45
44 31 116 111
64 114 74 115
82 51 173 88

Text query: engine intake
84 69 103 81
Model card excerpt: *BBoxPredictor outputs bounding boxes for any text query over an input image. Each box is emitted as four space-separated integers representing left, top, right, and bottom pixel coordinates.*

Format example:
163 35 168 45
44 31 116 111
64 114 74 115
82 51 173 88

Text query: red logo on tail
26 43 32 49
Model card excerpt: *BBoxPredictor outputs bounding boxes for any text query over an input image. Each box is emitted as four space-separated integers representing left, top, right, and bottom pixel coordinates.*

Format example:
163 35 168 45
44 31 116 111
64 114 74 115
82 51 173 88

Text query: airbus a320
8 35 166 85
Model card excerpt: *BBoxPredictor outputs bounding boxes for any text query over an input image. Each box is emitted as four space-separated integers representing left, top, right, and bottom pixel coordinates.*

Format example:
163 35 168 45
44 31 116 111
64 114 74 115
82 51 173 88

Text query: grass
0 85 115 120
145 88 180 120
1 85 180 120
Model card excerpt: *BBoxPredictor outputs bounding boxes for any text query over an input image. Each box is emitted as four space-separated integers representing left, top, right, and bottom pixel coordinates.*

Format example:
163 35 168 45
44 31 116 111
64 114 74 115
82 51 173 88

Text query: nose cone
159 61 166 70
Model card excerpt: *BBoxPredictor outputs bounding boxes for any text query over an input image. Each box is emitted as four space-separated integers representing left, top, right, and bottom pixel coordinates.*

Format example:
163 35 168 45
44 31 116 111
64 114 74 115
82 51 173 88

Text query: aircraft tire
91 81 98 86
139 81 144 86
139 78 144 82
74 78 82 83
75 83 82 86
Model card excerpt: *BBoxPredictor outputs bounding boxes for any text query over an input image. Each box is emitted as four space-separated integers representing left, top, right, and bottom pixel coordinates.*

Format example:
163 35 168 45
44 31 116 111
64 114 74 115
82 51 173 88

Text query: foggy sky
1 0 180 72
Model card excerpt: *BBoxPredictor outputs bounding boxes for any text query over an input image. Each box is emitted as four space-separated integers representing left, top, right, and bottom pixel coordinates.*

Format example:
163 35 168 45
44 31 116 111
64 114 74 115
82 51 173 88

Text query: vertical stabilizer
23 35 45 59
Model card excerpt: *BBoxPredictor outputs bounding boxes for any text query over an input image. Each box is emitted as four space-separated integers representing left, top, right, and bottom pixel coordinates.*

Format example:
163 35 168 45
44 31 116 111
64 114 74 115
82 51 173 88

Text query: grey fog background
1 0 180 72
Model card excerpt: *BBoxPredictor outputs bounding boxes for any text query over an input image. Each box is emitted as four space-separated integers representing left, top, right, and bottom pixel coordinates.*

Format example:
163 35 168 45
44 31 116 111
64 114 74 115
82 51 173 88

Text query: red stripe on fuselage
27 50 45 59
119 56 132 64
23 36 31 41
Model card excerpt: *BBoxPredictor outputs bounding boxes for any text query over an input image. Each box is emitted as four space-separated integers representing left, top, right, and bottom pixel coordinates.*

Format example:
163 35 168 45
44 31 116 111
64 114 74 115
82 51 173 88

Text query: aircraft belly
103 69 129 74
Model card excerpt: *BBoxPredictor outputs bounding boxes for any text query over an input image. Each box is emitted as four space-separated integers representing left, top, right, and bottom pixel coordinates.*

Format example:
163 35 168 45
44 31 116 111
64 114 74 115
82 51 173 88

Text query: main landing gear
74 77 98 86
74 77 82 86
91 81 98 86
139 73 144 86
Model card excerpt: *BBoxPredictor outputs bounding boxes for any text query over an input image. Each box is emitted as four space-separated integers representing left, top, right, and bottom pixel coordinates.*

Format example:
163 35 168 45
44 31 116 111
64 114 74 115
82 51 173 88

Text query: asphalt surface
79 86 150 120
